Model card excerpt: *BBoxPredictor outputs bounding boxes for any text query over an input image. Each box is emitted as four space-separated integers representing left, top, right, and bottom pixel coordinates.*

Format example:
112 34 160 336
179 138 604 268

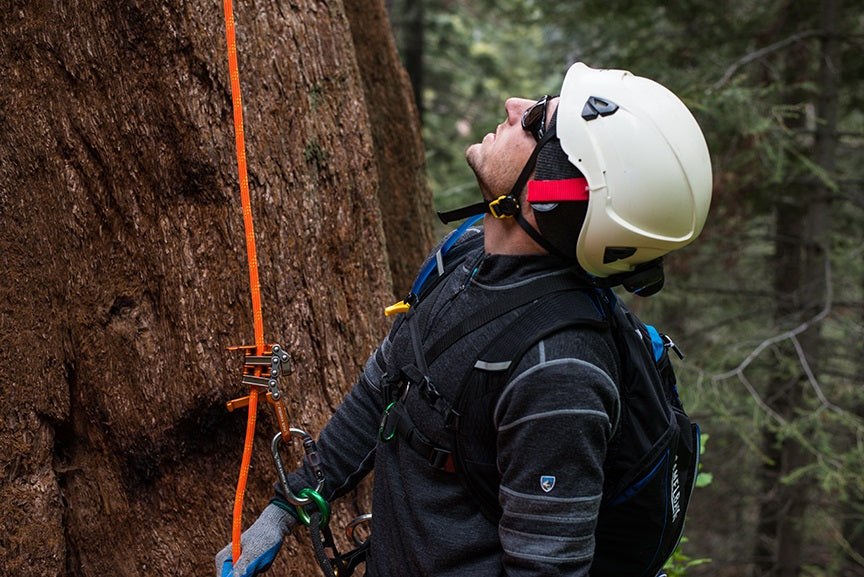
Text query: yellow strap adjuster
385 300 411 316
488 195 519 219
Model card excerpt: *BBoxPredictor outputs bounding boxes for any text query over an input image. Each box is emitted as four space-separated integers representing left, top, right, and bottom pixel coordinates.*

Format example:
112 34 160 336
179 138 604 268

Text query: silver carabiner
271 429 325 507
345 513 372 547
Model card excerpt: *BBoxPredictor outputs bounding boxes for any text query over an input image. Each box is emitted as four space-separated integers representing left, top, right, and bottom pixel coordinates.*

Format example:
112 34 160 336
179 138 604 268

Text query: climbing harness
219 2 369 575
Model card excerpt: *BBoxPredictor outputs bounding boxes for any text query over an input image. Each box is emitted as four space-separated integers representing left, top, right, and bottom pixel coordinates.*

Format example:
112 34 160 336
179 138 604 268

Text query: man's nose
504 97 534 123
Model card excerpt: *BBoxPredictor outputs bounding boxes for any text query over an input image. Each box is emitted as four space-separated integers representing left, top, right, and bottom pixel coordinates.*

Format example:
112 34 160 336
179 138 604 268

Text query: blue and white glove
216 503 297 577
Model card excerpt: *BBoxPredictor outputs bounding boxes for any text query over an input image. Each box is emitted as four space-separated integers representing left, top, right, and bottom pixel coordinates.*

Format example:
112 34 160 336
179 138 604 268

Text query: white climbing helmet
555 62 713 277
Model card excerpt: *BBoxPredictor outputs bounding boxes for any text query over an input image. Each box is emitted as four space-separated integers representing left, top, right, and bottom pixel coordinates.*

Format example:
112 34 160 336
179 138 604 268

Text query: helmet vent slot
603 247 637 264
582 96 620 120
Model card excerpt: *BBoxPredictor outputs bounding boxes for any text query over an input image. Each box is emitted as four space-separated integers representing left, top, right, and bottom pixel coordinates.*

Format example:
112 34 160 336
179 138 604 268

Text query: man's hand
215 503 297 577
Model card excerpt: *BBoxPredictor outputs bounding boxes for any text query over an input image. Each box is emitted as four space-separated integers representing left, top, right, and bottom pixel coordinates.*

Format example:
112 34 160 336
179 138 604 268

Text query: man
216 62 712 577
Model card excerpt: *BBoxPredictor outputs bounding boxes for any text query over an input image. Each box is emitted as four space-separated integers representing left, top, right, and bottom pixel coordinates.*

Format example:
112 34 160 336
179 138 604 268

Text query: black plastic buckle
428 447 453 471
418 376 441 403
444 408 461 431
662 333 685 360
404 291 418 307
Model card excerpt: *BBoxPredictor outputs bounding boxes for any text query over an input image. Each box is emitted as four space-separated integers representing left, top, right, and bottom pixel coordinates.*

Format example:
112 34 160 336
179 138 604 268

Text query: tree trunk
0 0 430 575
754 1 834 575
344 0 435 297
385 0 425 121
756 204 815 577
810 2 864 575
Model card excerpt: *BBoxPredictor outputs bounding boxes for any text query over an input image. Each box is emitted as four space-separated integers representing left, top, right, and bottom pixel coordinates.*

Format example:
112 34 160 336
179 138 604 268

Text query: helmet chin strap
436 130 668 296
437 131 567 260
514 212 569 259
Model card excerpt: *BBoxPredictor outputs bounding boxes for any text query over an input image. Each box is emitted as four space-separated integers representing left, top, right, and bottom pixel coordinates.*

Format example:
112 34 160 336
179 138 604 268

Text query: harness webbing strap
389 287 608 479
473 290 607 370
388 266 606 466
223 0 266 563
422 273 587 367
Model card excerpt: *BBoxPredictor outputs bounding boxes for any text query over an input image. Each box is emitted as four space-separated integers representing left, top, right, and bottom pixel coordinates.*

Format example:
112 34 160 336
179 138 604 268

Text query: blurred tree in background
387 0 864 575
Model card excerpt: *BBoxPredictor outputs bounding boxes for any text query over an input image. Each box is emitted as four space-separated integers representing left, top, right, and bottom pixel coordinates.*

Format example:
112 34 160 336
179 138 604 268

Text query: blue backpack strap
645 325 665 362
385 215 484 316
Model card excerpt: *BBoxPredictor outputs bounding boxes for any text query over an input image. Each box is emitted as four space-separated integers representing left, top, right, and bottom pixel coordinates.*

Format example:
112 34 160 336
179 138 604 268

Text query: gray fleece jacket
279 227 621 576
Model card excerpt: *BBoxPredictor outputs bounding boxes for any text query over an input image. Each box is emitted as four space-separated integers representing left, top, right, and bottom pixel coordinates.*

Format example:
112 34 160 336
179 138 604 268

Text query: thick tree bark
0 0 430 575
344 0 435 297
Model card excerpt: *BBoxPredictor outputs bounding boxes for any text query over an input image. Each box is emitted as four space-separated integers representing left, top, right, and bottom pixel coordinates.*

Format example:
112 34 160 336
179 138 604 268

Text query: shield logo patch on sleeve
540 475 556 492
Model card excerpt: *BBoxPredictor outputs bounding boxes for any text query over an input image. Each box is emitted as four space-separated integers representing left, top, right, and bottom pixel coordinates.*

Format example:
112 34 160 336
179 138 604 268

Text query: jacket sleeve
273 227 482 508
494 329 620 577
274 336 391 505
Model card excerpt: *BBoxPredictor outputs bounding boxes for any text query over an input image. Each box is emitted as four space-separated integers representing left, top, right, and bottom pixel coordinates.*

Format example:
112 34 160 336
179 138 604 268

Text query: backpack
382 226 701 577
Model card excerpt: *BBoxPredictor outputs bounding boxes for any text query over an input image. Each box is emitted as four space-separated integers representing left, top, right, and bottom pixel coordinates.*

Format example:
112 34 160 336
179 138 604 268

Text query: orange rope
223 0 265 564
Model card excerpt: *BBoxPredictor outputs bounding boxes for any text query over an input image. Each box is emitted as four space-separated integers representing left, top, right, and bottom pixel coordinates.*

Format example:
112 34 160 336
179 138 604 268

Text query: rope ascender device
220 2 369 575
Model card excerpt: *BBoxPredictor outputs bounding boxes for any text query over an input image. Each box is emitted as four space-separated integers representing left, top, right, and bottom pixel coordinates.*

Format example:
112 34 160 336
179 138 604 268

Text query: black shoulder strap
476 289 607 369
450 288 611 522
399 274 590 426
423 274 595 367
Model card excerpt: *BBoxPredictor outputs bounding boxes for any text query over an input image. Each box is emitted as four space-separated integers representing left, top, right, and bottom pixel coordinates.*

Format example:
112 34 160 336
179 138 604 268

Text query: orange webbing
223 0 266 564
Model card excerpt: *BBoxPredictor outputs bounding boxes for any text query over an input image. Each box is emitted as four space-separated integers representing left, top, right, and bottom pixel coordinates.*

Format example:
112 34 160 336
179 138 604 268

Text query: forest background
388 0 864 575
0 0 862 576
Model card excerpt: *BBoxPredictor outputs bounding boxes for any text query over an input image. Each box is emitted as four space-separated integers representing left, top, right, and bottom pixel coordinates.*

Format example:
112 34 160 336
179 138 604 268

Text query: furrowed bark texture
0 0 432 574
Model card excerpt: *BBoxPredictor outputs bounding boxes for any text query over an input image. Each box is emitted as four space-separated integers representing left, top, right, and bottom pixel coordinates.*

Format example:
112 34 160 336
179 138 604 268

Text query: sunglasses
521 95 556 142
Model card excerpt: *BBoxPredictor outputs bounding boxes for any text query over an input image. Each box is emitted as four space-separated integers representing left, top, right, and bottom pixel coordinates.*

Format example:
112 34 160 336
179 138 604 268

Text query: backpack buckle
418 376 441 403
662 333 684 359
444 409 461 431
385 292 417 316
428 447 455 473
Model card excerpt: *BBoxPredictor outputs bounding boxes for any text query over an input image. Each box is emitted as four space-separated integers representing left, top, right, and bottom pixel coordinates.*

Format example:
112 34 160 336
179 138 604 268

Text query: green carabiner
378 401 398 442
294 487 331 527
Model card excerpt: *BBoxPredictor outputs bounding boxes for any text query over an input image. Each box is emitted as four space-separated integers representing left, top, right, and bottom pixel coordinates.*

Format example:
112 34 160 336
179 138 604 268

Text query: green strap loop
294 488 331 527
